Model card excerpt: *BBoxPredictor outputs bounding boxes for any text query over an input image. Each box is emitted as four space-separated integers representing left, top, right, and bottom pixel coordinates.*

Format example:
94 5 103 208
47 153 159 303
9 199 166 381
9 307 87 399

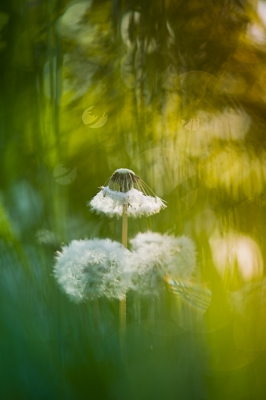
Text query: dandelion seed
89 168 166 218
53 238 132 302
129 232 196 296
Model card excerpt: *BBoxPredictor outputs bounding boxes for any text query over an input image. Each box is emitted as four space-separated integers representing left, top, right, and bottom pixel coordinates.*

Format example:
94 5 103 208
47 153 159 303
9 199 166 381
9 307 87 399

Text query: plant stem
122 204 128 248
120 204 127 349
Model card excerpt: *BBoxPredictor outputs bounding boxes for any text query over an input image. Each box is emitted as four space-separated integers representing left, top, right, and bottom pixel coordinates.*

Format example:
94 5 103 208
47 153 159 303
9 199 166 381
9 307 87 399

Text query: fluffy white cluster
53 233 196 301
53 239 132 302
129 232 196 296
89 187 166 218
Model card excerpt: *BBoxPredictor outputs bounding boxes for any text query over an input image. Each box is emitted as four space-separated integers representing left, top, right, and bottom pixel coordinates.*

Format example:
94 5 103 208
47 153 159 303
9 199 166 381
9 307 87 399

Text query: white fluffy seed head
53 232 196 301
129 232 196 296
53 238 132 302
89 187 166 218
89 168 166 218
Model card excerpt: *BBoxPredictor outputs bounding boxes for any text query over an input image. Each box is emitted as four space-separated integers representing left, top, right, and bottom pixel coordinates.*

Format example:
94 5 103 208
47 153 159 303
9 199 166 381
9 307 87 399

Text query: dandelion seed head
53 238 132 302
129 247 167 296
129 232 196 296
89 168 166 218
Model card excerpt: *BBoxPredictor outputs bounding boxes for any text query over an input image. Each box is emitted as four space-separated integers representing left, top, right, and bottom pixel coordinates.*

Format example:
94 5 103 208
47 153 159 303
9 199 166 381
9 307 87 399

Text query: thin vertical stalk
122 204 128 248
119 204 128 352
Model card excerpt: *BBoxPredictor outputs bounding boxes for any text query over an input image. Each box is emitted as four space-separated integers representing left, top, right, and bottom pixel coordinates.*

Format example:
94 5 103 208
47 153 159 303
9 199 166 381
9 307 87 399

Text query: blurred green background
2 0 266 398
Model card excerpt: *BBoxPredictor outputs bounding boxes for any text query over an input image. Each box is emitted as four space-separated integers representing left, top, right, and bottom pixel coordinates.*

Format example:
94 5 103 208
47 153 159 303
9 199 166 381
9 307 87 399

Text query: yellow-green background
1 0 266 399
